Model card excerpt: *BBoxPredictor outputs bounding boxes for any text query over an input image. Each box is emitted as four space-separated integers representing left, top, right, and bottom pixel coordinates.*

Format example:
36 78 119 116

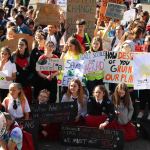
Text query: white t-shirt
46 34 57 47
0 60 16 89
2 95 31 119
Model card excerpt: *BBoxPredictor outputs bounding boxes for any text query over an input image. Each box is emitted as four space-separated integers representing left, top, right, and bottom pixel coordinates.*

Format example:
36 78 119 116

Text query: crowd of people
0 0 150 149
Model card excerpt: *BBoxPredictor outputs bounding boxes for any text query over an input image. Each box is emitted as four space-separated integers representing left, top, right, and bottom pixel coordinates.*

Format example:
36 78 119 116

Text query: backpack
10 123 35 150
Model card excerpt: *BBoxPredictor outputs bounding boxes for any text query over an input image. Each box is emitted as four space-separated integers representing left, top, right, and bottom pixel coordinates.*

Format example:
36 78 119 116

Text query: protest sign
61 125 124 150
57 0 67 12
0 34 33 52
133 53 150 90
104 52 133 84
34 3 60 26
66 0 96 39
99 0 124 22
30 102 77 123
36 58 64 71
105 2 126 20
123 9 136 23
62 59 85 86
81 51 105 74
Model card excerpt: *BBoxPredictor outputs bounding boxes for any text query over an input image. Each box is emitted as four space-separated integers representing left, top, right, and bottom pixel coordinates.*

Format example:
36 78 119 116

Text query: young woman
37 41 58 103
2 83 30 120
61 78 87 123
112 83 137 141
12 38 32 103
85 85 115 129
60 37 83 61
29 29 46 98
85 36 104 96
0 47 16 102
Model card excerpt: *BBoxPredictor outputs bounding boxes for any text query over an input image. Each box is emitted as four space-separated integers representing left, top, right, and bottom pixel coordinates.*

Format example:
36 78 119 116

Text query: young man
72 19 91 53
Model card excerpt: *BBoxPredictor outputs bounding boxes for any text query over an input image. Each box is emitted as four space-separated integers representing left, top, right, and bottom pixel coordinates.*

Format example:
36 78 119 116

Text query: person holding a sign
85 85 115 129
0 47 16 102
85 36 104 96
61 78 87 123
37 40 58 103
112 83 137 141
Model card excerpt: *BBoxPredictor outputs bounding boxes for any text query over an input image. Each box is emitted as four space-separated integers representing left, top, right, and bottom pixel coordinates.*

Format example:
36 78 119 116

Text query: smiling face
38 92 49 104
93 86 105 101
69 81 79 95
9 86 20 99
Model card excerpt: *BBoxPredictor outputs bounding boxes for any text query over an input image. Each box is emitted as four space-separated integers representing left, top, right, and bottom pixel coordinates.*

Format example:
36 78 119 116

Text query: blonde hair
8 83 26 103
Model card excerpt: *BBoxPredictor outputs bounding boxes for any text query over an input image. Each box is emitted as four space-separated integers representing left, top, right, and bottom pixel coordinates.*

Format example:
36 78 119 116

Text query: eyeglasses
13 100 18 110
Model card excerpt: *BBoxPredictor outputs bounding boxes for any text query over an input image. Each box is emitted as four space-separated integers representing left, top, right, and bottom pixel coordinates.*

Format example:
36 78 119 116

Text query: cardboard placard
36 58 64 71
0 34 33 52
105 2 126 20
30 102 78 123
66 0 96 39
99 0 124 22
61 125 124 150
34 3 60 26
104 52 133 84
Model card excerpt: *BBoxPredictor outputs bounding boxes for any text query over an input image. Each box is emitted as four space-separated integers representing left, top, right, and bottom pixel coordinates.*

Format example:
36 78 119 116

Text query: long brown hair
93 85 109 100
91 36 103 52
112 83 130 108
68 37 83 55
66 78 84 107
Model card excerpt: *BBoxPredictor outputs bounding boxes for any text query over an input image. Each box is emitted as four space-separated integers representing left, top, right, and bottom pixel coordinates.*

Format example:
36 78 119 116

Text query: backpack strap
85 33 91 46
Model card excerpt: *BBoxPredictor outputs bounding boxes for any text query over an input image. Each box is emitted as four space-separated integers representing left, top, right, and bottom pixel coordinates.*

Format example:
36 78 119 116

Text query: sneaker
137 111 144 119
147 113 150 120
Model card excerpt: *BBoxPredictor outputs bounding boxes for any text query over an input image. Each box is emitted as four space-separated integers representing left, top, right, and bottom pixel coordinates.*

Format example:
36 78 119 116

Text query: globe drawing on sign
37 59 47 65
0 111 7 138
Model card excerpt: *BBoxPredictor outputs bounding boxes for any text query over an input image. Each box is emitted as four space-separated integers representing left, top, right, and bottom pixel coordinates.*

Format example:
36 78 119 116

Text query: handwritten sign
0 34 33 52
123 9 136 23
105 3 126 20
133 53 150 90
81 51 105 74
104 52 133 84
66 0 96 39
30 102 78 123
61 125 124 150
36 58 64 71
62 59 85 86
34 3 60 26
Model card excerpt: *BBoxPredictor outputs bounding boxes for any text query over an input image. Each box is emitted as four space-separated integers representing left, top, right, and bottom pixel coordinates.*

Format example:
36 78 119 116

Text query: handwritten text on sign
104 52 133 84
105 2 126 20
36 58 64 71
62 59 84 86
81 51 105 74
61 125 124 150
133 53 150 90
